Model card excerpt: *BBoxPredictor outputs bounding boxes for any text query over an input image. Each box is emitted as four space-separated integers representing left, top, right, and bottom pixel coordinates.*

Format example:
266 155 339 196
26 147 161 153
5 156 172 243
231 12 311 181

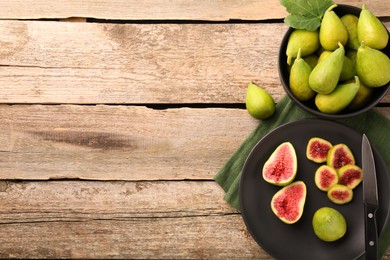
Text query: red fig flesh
306 137 332 163
262 142 297 186
327 143 355 170
338 164 363 189
314 165 339 191
327 184 353 204
271 181 307 224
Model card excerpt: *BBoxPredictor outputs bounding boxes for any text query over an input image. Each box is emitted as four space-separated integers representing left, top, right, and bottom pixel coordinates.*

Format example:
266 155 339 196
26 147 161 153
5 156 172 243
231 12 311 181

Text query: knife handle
365 203 378 260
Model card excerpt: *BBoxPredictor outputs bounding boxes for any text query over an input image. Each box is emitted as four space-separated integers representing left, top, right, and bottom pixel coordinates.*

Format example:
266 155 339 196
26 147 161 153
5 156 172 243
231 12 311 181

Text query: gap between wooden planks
0 20 389 105
0 20 286 104
0 105 258 180
0 0 388 20
0 105 389 181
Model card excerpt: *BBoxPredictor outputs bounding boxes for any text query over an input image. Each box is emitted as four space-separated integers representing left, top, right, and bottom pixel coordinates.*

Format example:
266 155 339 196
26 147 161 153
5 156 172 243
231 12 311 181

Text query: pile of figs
262 137 362 225
286 4 390 114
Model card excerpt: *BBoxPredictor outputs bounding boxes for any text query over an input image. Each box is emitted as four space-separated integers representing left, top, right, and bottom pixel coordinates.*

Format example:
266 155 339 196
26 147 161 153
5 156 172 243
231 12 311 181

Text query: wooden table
0 0 389 258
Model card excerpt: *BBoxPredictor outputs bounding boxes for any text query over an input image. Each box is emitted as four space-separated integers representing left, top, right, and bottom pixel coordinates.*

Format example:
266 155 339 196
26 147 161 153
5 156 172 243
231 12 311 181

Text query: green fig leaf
280 0 334 31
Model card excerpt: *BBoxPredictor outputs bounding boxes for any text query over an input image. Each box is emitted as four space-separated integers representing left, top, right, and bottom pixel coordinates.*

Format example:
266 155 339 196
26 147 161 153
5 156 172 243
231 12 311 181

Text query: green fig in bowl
278 4 390 119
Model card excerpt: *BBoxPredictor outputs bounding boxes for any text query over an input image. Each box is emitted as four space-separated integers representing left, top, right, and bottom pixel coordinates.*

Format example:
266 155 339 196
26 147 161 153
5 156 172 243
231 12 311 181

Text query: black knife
362 134 379 260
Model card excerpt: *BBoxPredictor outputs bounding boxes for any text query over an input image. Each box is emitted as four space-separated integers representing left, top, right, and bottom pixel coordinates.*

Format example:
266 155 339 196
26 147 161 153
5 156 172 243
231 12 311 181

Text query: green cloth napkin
214 94 390 257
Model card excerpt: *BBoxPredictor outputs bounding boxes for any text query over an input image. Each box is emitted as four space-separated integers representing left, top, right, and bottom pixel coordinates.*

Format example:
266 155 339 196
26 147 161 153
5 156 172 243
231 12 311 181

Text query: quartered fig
315 165 339 192
262 142 297 186
327 184 353 204
319 4 348 50
306 137 332 163
286 29 320 65
309 42 345 94
327 143 355 170
358 4 389 50
271 181 307 224
338 164 363 189
315 76 360 114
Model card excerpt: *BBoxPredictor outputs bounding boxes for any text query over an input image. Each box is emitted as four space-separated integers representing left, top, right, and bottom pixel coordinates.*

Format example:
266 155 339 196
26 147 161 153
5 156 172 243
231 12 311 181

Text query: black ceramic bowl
278 4 390 119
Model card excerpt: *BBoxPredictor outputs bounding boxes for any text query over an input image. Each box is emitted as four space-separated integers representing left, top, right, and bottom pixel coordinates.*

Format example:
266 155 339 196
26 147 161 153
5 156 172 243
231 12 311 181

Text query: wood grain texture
0 1 389 259
0 180 268 259
0 0 388 20
0 105 389 181
0 20 389 104
0 105 258 180
0 180 389 259
0 20 286 104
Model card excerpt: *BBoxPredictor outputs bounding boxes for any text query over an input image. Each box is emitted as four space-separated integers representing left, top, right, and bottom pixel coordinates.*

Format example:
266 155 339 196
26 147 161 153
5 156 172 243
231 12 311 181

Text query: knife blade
362 134 379 260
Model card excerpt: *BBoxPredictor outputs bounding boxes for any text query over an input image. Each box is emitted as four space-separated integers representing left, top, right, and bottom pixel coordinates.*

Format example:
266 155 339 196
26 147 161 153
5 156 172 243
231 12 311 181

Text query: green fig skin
315 76 360 114
356 42 390 87
317 51 332 64
358 4 389 50
346 81 373 111
341 14 360 50
346 49 357 65
289 49 315 101
339 56 356 81
245 82 275 120
317 52 355 81
309 43 345 94
303 54 319 70
286 29 320 65
320 4 348 51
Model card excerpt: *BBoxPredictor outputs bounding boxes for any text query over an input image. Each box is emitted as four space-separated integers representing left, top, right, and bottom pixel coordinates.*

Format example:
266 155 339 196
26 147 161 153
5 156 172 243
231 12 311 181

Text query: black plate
240 119 390 260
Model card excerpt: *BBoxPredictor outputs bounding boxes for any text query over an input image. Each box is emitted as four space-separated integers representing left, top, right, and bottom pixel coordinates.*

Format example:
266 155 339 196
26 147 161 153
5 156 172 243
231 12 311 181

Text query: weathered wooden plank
0 21 286 104
0 105 389 181
1 20 389 104
0 181 236 219
0 180 267 259
0 180 389 259
0 215 267 259
0 105 258 180
0 0 387 20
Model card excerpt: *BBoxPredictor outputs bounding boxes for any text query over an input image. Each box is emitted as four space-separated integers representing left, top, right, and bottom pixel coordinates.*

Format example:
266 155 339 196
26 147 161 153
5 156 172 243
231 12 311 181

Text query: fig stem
326 4 338 12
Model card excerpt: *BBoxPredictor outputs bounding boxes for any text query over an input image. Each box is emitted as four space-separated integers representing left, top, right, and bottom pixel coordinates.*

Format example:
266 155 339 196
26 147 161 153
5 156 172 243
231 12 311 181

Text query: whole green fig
289 49 315 101
356 42 390 87
286 29 320 65
303 54 319 70
309 42 345 94
320 4 348 50
339 56 356 81
358 4 389 50
317 51 332 64
341 14 360 50
315 76 360 114
346 80 373 111
245 82 275 120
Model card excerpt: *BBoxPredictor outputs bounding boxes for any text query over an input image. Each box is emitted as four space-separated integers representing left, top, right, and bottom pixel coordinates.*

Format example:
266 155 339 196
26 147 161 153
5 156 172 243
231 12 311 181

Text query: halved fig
306 137 333 163
271 181 307 224
338 164 363 189
262 142 297 186
327 143 355 170
314 165 339 191
327 184 353 204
